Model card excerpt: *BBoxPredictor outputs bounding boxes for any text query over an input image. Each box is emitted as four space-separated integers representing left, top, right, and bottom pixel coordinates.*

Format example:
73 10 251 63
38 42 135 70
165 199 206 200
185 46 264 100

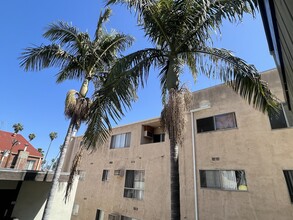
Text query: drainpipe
190 111 199 220
190 104 211 220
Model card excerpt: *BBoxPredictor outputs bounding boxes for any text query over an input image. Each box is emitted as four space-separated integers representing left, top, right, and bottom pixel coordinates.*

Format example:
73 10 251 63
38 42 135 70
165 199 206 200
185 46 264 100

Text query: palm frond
83 68 138 150
188 47 279 113
107 0 155 13
110 48 165 88
95 8 112 42
95 33 134 67
43 21 80 45
56 60 84 83
44 21 91 56
176 0 258 50
20 44 71 71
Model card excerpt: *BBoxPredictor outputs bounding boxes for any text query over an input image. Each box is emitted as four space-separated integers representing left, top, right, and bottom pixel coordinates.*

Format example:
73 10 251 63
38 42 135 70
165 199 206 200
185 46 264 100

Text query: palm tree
43 132 58 168
28 133 36 142
20 8 136 220
12 123 23 134
5 123 23 168
106 0 279 219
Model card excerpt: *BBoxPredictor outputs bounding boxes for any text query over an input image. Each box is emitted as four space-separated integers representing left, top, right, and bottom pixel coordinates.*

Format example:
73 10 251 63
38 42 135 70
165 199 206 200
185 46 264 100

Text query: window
124 170 145 200
110 132 131 149
121 216 139 220
283 170 293 203
108 214 119 220
200 170 247 191
153 133 165 143
269 103 293 129
102 170 109 181
197 112 237 133
25 160 36 170
95 209 104 220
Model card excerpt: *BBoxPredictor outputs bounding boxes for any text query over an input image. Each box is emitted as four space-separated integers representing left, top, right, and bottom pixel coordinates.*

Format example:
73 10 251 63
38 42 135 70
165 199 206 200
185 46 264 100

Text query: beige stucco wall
72 68 293 220
12 176 79 220
179 69 293 220
72 118 171 220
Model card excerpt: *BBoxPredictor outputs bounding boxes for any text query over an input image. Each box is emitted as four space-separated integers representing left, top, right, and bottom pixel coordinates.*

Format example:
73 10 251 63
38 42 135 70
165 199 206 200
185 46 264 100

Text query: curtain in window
221 171 237 190
111 133 131 148
125 133 131 148
215 113 236 130
134 171 145 200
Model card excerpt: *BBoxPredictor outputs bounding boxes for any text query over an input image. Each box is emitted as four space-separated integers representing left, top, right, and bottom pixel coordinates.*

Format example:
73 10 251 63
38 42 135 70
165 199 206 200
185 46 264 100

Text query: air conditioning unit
144 130 153 138
114 169 124 177
108 213 120 220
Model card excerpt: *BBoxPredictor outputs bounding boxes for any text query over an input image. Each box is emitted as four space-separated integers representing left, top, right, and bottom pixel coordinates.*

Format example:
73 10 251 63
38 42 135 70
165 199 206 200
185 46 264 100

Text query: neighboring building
259 0 293 110
70 69 293 220
0 130 43 170
0 169 79 220
0 131 80 220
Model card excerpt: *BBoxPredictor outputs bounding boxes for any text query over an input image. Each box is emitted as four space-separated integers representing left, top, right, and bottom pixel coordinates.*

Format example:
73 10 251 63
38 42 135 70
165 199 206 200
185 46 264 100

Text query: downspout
190 104 211 220
190 111 199 220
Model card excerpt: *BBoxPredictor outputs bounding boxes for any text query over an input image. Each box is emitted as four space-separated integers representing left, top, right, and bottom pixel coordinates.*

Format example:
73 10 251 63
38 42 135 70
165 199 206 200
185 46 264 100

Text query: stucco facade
71 119 171 220
72 69 293 220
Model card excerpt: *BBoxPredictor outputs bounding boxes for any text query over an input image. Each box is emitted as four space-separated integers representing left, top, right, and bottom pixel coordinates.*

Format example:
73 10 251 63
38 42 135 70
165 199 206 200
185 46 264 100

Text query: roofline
72 69 280 132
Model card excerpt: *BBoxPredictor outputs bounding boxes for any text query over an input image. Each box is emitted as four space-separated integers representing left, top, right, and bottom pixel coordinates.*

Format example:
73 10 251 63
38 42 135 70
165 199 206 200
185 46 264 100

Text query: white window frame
124 170 145 200
110 132 131 149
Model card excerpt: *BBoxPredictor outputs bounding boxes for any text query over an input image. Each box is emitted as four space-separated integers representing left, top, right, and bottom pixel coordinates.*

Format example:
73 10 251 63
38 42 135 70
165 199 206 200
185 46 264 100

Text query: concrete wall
12 176 79 220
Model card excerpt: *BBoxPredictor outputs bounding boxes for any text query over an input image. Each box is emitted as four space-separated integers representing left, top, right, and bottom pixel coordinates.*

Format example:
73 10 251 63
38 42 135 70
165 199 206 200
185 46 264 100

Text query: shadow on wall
12 181 51 219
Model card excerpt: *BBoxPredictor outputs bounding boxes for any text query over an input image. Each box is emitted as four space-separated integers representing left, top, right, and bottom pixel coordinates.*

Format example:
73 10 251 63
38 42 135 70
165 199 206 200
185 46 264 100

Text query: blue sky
0 1 276 163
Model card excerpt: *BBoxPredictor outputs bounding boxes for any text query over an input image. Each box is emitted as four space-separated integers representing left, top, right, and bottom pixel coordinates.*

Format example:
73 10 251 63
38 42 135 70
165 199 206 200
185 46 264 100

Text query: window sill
197 127 238 134
200 187 248 192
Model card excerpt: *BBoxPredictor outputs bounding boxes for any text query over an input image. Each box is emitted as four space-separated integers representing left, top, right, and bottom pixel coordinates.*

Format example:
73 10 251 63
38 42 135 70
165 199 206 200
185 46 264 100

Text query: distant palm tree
43 132 58 167
5 123 23 168
106 0 279 219
12 123 23 134
28 133 36 142
20 8 136 220
37 148 44 156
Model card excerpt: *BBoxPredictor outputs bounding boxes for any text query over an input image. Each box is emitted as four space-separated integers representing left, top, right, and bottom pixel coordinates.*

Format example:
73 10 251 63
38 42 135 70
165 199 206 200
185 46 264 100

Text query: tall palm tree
43 132 57 168
106 0 279 219
20 8 136 220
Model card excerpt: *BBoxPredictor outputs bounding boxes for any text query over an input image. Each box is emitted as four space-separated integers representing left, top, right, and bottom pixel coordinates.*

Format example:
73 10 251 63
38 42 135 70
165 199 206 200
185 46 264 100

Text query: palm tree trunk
169 127 181 220
165 60 181 219
43 140 53 169
42 120 75 220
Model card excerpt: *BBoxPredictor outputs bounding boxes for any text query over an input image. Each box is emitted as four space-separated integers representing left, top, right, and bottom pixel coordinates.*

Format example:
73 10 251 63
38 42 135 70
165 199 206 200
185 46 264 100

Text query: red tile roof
0 130 42 157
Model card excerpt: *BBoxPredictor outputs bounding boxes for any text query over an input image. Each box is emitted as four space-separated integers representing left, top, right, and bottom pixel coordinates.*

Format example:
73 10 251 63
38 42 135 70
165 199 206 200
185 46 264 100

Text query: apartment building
71 68 293 220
